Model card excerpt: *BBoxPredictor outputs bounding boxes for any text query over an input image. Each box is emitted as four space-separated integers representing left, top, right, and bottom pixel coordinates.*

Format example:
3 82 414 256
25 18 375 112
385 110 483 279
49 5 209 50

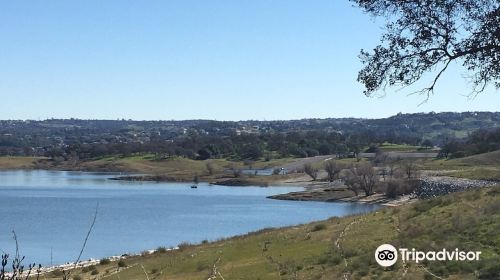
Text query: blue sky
0 0 498 121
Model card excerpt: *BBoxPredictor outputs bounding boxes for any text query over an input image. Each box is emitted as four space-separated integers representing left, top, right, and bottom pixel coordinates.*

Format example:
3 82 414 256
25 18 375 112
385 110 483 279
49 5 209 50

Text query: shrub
478 258 500 279
316 256 329 265
151 268 159 274
50 270 64 277
73 276 82 280
329 254 342 265
413 199 440 213
344 248 358 258
357 265 369 277
178 241 192 251
196 261 209 271
156 246 167 253
316 251 342 265
311 224 327 232
424 274 434 280
91 269 99 275
201 239 209 244
385 179 419 198
265 153 272 161
99 258 111 265
82 265 96 273
487 185 500 196
386 181 398 198
118 260 127 268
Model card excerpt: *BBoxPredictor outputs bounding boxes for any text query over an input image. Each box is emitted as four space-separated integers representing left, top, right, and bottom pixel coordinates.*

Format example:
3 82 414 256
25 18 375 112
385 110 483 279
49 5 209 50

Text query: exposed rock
412 176 496 199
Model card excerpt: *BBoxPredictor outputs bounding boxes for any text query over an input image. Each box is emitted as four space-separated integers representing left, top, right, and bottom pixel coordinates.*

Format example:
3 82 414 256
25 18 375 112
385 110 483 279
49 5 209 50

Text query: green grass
53 185 500 280
378 142 425 152
458 150 500 166
0 156 46 169
0 154 296 181
421 151 500 180
447 168 500 180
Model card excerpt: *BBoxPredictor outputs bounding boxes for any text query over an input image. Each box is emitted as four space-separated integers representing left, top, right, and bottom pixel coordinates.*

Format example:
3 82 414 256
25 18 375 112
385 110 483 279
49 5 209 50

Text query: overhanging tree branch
352 0 500 98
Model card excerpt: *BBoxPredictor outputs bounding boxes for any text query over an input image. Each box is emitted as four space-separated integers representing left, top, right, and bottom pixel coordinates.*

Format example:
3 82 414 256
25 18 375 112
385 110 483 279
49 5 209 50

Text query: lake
0 170 379 266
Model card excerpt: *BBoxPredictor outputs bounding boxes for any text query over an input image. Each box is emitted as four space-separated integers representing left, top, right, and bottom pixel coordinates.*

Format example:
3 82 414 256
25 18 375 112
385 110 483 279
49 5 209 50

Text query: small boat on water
191 175 199 188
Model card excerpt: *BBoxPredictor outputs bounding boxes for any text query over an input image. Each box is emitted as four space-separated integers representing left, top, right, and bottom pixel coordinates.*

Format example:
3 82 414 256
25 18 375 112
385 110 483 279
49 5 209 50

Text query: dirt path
277 155 335 173
334 217 365 280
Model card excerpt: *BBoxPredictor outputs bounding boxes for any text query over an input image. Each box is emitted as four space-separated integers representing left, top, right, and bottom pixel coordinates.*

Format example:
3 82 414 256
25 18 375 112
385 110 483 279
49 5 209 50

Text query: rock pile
413 176 495 199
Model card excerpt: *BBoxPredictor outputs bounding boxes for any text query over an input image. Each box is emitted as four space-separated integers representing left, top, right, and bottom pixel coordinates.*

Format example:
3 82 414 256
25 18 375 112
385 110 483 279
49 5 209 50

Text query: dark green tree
353 0 499 97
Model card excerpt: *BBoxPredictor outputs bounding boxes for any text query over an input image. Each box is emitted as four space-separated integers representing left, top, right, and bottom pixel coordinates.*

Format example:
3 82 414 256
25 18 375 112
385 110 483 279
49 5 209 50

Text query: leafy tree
241 144 263 160
421 139 433 148
196 148 212 160
353 0 500 97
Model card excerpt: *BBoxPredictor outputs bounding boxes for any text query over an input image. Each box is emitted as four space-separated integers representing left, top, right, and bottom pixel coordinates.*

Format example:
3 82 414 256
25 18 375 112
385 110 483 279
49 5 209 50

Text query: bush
386 181 398 198
99 258 111 265
50 270 64 277
487 185 500 196
330 254 342 265
178 241 192 251
385 179 419 198
311 224 327 232
316 251 342 265
91 269 99 275
156 246 167 253
424 274 434 280
316 256 329 265
413 199 440 213
73 276 82 280
357 265 369 277
150 268 159 274
232 168 242 178
304 148 319 157
196 261 209 271
118 260 127 268
82 265 96 273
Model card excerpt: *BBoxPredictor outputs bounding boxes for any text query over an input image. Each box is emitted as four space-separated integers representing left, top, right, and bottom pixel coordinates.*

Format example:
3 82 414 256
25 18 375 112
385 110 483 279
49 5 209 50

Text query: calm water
0 170 379 265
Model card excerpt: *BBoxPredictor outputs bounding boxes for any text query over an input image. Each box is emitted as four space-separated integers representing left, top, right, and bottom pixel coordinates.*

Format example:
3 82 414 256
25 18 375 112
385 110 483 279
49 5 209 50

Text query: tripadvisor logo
375 244 482 267
375 244 398 267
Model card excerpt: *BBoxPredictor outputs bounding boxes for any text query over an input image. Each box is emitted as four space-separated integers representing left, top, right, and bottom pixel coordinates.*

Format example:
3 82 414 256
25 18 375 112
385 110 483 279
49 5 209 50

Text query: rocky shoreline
268 187 413 206
413 176 498 198
17 247 180 278
268 176 498 206
108 174 190 182
268 187 354 202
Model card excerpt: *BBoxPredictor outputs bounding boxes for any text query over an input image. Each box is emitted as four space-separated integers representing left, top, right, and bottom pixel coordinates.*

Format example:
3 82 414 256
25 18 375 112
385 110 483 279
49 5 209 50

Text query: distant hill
1 111 499 159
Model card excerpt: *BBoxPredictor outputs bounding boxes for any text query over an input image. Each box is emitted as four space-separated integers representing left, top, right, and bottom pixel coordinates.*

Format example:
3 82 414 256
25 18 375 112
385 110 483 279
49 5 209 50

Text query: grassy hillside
0 154 295 183
458 150 500 166
0 156 43 169
421 151 500 180
377 142 428 152
45 185 500 280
